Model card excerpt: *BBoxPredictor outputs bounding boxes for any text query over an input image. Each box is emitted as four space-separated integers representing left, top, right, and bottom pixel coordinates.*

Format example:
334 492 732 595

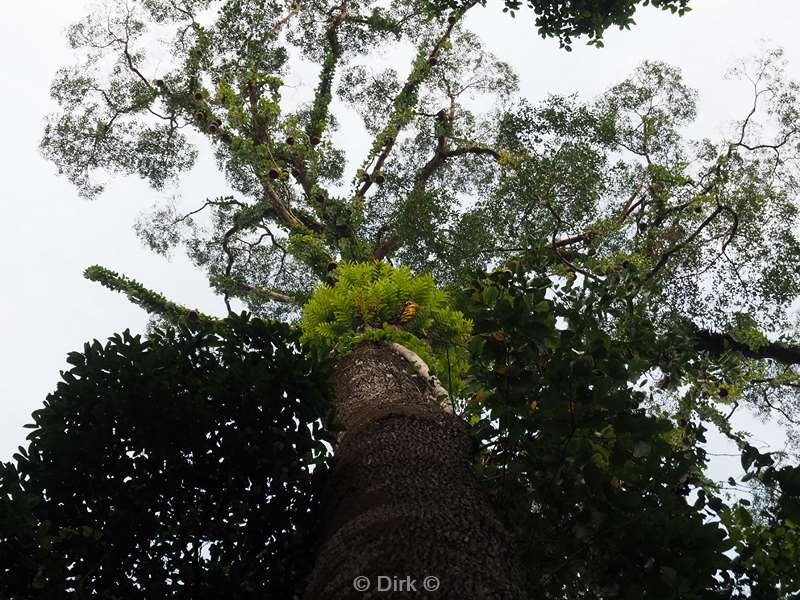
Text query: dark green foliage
426 0 691 48
460 256 800 599
29 1 800 598
720 461 800 599
0 314 332 598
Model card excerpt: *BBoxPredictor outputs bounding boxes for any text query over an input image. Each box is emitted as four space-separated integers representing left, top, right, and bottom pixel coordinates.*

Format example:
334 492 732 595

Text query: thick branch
370 144 498 260
307 1 348 141
355 6 473 199
695 329 800 367
240 284 300 305
552 234 585 248
260 177 323 233
372 235 401 261
619 182 644 223
644 205 724 282
418 144 500 189
84 265 213 325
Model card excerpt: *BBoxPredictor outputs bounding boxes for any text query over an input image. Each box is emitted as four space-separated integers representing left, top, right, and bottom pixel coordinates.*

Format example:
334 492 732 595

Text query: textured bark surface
304 342 524 599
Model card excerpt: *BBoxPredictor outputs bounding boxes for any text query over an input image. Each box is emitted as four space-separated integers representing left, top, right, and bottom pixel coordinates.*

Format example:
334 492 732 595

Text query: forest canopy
4 0 800 597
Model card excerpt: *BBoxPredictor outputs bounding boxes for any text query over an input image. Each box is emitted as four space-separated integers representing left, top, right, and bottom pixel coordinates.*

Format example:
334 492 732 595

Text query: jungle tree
3 0 800 597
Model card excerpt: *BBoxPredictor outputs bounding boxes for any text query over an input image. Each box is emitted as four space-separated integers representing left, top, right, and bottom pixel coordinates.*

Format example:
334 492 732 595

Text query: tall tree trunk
304 342 524 599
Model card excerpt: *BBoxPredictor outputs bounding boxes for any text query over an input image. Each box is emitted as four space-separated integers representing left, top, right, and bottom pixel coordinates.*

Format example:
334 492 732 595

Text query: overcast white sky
2 1 799 485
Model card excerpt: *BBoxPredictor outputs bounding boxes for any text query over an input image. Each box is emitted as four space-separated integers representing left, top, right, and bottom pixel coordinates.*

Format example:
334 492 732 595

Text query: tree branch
372 234 401 261
695 329 800 367
355 5 474 199
242 285 300 304
643 205 724 282
619 182 645 223
307 0 348 141
84 265 214 325
260 176 323 233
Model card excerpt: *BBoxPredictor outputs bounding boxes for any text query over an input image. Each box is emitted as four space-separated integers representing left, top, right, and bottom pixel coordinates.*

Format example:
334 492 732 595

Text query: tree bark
304 342 524 599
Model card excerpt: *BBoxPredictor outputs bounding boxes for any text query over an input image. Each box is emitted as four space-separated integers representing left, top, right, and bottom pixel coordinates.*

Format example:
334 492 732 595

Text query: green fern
301 261 471 392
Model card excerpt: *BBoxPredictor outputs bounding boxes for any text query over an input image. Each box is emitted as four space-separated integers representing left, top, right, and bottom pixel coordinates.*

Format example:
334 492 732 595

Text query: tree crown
11 0 800 597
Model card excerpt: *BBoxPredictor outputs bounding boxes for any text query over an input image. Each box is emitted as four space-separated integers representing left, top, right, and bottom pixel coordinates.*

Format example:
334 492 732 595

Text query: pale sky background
1 0 799 488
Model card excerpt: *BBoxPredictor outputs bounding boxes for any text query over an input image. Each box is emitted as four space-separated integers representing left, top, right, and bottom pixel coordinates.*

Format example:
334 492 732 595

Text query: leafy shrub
0 314 332 599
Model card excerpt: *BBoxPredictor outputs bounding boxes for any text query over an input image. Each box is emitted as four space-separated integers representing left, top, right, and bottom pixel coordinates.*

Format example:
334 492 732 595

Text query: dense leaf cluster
0 315 332 598
5 262 799 598
301 261 472 392
426 0 691 48
460 257 800 599
21 0 800 597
